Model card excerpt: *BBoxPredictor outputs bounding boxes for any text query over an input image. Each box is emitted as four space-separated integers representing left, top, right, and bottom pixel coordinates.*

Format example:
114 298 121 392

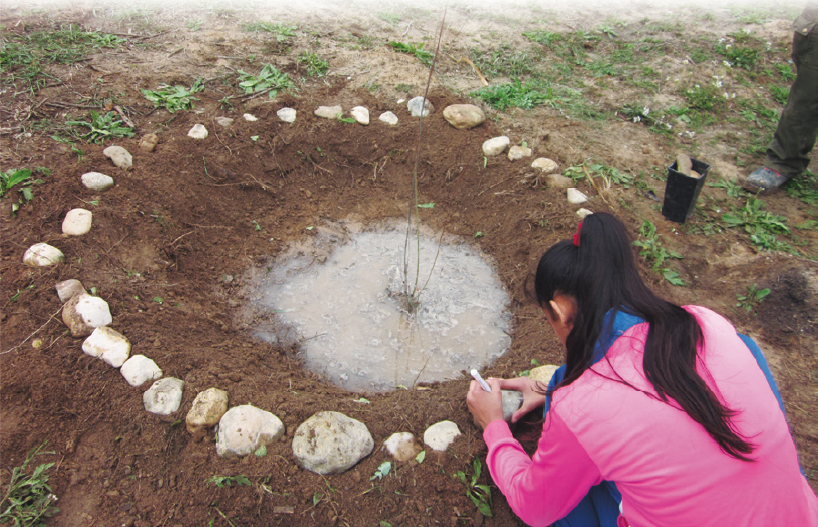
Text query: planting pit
241 221 512 391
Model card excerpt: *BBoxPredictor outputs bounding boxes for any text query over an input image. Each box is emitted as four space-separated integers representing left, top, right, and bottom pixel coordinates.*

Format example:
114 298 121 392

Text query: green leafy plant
298 52 329 76
1 167 48 215
770 85 789 105
236 64 295 98
471 79 552 111
721 197 789 237
736 283 771 313
0 442 59 526
66 111 134 144
455 459 492 517
388 41 434 66
707 178 749 199
370 461 392 481
141 78 204 113
206 475 252 488
632 221 685 285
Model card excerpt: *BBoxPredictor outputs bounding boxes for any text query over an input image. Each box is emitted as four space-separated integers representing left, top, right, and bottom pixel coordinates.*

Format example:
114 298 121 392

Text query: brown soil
1 2 816 527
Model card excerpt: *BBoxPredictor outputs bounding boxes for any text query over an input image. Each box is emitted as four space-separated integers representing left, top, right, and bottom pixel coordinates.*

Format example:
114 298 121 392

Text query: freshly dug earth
1 2 816 526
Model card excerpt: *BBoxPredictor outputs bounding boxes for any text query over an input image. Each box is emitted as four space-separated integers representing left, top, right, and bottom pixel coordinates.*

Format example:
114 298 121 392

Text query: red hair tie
572 221 583 247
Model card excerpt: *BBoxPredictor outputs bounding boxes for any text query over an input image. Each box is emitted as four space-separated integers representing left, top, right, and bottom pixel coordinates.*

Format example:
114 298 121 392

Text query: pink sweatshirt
484 306 818 527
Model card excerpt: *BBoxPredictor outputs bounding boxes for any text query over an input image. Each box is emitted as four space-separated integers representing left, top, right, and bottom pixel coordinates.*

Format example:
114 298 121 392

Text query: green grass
471 79 553 111
241 22 297 42
0 442 59 526
141 78 204 112
468 45 537 78
388 41 434 67
297 52 329 77
722 196 790 252
0 24 127 93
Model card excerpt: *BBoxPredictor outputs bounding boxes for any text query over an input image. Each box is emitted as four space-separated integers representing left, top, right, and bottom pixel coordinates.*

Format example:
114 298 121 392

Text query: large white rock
532 157 559 173
143 377 184 415
62 209 92 236
215 117 234 127
103 146 132 169
243 113 258 122
186 387 229 435
120 355 163 387
442 104 485 129
501 390 524 423
62 293 112 337
350 106 370 125
315 105 343 119
81 172 114 191
482 136 510 157
529 364 560 386
187 124 208 139
383 432 422 462
407 96 434 117
379 111 399 125
567 188 589 205
292 411 374 475
23 243 64 267
423 420 461 452
277 107 296 123
216 405 285 458
55 279 85 303
508 145 532 161
82 326 131 368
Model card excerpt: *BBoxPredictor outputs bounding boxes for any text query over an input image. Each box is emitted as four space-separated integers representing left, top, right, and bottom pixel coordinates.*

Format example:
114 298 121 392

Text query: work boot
743 167 790 192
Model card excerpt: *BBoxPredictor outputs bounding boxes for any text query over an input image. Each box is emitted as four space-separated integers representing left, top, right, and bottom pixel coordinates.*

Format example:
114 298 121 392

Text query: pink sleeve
483 411 604 527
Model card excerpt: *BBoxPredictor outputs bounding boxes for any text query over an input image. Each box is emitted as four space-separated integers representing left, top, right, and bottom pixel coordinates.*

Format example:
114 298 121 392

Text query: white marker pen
470 369 492 392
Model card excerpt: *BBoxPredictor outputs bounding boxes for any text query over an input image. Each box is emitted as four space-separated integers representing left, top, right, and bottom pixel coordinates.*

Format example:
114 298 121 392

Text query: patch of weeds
0 441 59 526
471 79 552 111
297 52 329 77
66 111 134 144
707 178 749 199
388 41 434 67
141 78 203 113
632 220 684 285
187 19 202 31
206 475 252 488
682 84 724 112
1 167 49 215
237 64 295 98
378 12 402 25
522 29 560 45
468 45 537 79
0 25 127 92
774 63 796 81
241 22 297 42
770 85 789 105
787 170 818 204
736 283 770 313
721 197 790 249
690 47 713 64
395 83 414 93
454 459 492 517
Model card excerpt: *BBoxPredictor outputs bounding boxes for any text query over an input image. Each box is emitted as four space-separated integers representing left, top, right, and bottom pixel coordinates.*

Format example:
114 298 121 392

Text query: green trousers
765 25 818 178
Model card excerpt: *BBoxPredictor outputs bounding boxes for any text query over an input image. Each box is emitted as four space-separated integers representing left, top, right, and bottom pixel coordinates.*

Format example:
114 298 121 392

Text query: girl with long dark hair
466 212 817 527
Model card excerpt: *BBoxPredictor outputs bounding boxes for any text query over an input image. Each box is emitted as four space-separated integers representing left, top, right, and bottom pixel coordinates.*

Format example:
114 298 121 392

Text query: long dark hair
535 212 754 461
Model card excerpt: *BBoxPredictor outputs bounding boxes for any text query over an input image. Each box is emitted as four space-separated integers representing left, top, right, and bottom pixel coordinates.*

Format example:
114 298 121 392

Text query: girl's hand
496 377 547 423
466 378 504 429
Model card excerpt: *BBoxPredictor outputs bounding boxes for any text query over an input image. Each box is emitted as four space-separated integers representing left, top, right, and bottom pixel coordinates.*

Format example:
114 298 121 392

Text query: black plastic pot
661 158 711 224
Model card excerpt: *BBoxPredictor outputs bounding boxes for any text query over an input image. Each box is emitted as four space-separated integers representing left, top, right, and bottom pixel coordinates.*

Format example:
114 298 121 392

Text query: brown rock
140 133 159 152
443 104 486 130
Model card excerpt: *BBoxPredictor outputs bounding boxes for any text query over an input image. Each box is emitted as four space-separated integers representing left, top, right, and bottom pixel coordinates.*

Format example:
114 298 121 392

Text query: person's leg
747 26 818 189
554 481 622 527
543 367 622 527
